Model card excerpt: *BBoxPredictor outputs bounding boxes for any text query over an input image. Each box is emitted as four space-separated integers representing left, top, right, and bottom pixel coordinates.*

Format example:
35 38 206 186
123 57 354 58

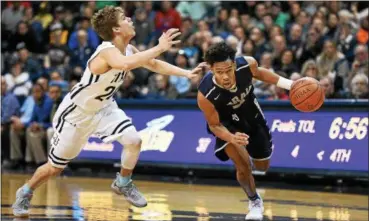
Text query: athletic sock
22 184 33 195
248 193 260 201
116 174 132 187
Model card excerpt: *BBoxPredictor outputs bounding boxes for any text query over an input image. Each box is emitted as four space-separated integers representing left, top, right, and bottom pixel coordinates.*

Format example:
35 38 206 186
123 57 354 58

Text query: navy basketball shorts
214 123 273 161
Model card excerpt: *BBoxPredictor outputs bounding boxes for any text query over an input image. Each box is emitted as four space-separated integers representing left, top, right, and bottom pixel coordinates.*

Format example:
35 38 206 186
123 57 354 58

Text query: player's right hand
230 132 249 147
158 28 181 51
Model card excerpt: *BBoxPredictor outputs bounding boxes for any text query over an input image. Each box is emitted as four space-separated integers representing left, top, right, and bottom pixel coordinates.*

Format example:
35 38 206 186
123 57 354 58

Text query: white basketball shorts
48 94 138 168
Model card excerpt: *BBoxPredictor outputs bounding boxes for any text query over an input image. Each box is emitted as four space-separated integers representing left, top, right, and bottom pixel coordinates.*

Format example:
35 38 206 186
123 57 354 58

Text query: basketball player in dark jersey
197 42 294 220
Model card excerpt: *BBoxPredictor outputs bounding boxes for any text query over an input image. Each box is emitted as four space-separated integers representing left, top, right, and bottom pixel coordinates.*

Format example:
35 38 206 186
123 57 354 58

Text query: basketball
290 77 325 112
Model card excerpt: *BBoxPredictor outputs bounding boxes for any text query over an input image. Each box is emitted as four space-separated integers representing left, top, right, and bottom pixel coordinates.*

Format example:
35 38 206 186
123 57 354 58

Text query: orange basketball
290 77 325 112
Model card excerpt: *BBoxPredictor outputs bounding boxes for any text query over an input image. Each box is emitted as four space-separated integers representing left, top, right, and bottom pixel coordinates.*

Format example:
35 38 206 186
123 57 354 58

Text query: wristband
277 77 293 90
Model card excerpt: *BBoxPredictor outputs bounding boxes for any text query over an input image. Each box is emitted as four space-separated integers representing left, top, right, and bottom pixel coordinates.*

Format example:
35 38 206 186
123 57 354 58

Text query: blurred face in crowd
198 20 209 32
315 10 326 21
323 41 337 58
181 19 192 33
318 6 328 15
255 3 266 19
355 45 368 63
260 52 272 69
250 27 263 43
32 84 44 101
211 60 236 90
297 11 309 26
24 7 33 20
155 74 168 90
11 63 22 77
307 28 320 43
320 77 334 97
240 14 250 29
175 54 187 68
290 23 302 41
351 74 369 97
1 78 7 94
328 13 338 29
271 4 281 17
281 50 294 65
18 22 28 35
263 14 274 31
291 3 301 18
37 77 49 92
136 10 147 22
48 85 62 101
18 48 29 62
228 17 240 30
270 25 282 40
305 64 318 78
226 36 238 51
77 29 88 46
83 6 93 19
243 40 254 55
312 18 325 33
80 19 90 30
272 35 286 53
234 27 245 40
219 9 228 22
230 8 239 18
50 71 62 81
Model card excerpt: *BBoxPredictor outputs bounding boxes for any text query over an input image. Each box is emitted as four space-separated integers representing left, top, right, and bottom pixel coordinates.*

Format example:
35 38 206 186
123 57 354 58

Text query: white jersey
69 41 133 111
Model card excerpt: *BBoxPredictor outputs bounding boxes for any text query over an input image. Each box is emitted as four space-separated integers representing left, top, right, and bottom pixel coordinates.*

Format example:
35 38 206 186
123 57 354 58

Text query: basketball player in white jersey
12 6 205 216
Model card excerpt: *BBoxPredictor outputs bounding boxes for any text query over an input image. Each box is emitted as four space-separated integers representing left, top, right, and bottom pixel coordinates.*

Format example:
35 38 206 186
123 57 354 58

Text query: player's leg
12 101 92 217
94 107 146 207
222 143 264 220
223 143 258 198
242 124 273 220
113 127 147 207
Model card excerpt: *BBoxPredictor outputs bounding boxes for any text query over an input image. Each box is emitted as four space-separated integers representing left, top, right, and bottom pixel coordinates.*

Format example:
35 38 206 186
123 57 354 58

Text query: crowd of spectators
1 1 368 168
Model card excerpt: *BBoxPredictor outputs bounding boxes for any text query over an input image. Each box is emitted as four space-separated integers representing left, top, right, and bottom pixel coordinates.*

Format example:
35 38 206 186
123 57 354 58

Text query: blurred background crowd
1 1 368 169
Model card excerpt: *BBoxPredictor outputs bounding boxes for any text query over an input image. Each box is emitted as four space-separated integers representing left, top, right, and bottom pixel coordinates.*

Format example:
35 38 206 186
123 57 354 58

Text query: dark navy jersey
198 56 266 134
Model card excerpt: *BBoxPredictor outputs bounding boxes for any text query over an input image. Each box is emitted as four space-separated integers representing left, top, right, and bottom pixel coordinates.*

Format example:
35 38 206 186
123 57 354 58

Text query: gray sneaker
12 187 33 217
111 173 147 207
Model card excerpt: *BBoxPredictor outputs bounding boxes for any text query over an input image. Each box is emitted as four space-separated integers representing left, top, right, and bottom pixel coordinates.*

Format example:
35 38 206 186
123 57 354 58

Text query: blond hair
91 6 124 40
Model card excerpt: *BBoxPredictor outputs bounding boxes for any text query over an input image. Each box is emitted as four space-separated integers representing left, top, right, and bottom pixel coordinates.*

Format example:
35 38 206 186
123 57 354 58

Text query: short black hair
204 42 236 66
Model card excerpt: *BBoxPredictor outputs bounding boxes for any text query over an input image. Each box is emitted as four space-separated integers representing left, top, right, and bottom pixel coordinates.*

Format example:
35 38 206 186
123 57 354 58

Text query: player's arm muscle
197 92 233 143
100 46 165 71
130 45 191 77
245 56 293 90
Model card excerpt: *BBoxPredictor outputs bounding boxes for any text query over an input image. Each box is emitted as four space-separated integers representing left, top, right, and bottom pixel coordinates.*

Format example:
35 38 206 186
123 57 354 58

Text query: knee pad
118 128 142 170
117 127 142 146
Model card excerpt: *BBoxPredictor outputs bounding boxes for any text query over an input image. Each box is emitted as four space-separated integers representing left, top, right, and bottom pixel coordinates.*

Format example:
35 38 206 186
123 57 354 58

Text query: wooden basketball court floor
1 173 368 221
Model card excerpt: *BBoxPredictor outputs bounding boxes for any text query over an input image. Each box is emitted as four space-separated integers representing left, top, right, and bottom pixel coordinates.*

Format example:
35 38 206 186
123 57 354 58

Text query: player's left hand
185 62 208 80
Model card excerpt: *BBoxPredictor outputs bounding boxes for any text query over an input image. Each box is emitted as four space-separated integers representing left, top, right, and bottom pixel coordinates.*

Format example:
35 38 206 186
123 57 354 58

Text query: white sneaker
12 187 33 217
245 197 264 220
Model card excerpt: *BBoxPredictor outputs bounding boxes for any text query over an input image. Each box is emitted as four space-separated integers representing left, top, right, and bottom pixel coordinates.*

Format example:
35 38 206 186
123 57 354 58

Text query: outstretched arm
245 56 293 90
130 45 206 79
197 91 248 148
100 29 181 71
